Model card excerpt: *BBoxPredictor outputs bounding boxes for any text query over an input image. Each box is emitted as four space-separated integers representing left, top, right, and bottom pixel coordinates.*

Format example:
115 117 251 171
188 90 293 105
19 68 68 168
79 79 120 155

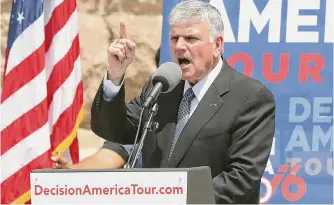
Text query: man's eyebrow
170 32 200 37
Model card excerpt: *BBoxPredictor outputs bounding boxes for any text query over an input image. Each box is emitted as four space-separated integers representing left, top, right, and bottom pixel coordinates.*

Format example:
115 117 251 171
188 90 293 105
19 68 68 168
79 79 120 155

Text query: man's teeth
180 62 190 67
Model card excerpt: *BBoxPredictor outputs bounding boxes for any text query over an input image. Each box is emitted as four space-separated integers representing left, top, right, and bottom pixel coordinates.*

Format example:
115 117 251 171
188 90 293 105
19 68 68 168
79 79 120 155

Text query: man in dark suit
52 1 275 203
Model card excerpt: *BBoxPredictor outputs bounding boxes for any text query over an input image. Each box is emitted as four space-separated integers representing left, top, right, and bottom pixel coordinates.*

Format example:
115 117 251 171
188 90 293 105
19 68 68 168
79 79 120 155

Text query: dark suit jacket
91 61 276 204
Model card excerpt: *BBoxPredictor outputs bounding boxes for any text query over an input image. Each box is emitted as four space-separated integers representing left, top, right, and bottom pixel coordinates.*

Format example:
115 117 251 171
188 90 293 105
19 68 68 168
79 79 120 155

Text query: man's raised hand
107 21 136 85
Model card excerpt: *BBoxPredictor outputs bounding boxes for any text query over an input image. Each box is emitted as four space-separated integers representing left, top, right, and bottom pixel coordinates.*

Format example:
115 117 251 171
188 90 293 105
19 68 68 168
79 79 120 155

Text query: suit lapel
167 62 233 167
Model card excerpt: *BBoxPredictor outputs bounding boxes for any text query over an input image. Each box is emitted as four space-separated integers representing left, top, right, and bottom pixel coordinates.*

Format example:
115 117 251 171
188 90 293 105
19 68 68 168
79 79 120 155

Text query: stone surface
78 12 112 128
80 12 162 128
77 0 162 15
1 12 10 87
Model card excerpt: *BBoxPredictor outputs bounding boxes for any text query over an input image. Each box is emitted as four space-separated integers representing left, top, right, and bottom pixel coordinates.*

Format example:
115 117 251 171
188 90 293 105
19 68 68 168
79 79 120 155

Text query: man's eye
185 37 197 41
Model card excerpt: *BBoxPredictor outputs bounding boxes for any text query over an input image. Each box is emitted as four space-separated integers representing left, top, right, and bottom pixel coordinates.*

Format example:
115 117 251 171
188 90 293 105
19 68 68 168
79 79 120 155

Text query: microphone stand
125 103 159 169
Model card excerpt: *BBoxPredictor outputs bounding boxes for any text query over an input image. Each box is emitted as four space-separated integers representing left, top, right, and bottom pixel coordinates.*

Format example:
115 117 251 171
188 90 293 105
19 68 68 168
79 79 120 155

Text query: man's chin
182 74 194 82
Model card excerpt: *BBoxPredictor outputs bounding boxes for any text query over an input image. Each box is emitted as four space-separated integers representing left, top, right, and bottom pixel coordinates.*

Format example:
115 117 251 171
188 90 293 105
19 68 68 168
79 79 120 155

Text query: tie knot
183 88 195 102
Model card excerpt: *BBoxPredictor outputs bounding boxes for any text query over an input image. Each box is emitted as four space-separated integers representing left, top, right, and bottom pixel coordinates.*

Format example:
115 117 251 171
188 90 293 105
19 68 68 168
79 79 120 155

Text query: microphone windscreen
152 62 182 93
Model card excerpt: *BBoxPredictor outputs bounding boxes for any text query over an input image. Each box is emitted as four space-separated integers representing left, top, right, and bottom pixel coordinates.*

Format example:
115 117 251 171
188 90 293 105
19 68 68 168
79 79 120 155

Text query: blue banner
160 0 333 203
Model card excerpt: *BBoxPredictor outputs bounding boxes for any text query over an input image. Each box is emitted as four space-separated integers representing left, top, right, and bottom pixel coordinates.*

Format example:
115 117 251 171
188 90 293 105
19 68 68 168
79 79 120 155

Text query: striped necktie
168 88 195 160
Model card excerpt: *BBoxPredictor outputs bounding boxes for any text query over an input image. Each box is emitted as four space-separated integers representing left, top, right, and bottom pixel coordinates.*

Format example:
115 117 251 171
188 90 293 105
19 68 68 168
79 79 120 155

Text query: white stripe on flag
0 123 50 183
48 57 81 131
5 14 45 75
44 0 64 25
1 70 47 131
45 10 79 79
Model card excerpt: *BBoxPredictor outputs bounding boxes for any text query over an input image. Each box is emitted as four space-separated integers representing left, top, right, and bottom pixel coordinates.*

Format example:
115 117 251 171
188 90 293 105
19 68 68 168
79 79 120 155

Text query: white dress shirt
102 57 223 112
183 57 223 117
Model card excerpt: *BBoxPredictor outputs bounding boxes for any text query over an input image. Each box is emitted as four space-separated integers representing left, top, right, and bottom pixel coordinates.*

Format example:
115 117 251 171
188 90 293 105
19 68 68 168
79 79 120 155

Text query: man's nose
175 38 186 50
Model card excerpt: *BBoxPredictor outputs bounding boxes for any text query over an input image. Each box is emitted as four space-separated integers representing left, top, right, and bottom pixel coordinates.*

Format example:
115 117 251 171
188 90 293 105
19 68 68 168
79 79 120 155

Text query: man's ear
214 36 224 58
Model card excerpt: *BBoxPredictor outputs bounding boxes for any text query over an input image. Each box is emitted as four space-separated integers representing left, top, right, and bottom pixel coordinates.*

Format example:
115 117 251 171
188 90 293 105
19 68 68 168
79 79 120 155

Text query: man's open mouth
178 58 191 67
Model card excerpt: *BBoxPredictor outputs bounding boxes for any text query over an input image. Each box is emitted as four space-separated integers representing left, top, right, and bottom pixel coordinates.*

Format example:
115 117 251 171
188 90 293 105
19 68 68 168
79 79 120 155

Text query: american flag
0 0 83 203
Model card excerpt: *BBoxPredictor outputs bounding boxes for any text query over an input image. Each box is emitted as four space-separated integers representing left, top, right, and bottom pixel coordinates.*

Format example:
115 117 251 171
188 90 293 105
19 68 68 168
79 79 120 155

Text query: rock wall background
1 0 163 159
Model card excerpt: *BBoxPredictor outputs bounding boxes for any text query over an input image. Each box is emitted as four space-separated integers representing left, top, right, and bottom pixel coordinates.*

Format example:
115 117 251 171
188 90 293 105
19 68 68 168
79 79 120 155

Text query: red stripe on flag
45 0 77 52
50 82 83 151
70 136 79 163
0 151 52 204
1 44 45 103
47 35 80 106
1 98 48 155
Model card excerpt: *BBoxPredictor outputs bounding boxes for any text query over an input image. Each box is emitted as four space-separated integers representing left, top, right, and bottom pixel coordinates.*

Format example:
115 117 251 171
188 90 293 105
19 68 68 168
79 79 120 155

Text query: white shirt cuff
102 71 124 101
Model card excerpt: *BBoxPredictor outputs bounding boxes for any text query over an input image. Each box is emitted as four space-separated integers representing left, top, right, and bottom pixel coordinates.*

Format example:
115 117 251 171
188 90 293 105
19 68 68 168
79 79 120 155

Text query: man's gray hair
169 0 224 42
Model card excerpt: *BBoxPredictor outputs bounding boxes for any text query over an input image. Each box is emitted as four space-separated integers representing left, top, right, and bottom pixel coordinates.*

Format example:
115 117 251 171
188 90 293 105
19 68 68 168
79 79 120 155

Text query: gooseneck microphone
125 62 182 169
143 62 182 108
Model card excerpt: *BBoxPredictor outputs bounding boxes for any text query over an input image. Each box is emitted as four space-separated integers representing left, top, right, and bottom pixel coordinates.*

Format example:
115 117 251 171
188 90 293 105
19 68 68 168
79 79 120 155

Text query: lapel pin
209 103 217 107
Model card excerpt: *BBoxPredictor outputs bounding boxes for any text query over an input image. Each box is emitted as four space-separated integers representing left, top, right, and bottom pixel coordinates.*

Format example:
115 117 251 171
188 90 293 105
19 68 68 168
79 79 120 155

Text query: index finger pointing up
120 21 127 39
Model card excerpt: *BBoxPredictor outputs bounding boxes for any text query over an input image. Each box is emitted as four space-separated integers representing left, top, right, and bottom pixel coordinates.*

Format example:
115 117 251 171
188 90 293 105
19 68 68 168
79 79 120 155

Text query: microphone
143 62 182 108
